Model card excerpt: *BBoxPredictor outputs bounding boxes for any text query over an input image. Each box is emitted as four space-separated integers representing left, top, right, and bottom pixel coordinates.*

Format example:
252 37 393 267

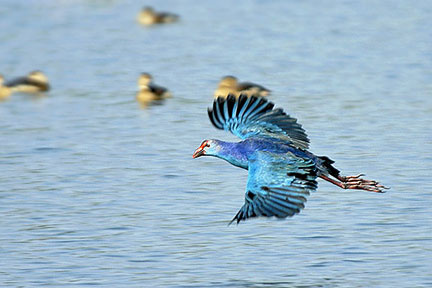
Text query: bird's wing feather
148 83 167 95
208 94 309 149
230 150 318 224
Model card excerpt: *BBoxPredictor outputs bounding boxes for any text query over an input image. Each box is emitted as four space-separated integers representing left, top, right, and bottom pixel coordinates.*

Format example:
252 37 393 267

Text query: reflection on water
1 0 432 287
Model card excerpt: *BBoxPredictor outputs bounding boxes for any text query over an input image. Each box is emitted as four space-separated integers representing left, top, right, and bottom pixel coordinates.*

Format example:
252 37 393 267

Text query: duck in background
137 6 179 26
214 75 270 98
0 75 12 100
136 73 172 107
5 71 50 94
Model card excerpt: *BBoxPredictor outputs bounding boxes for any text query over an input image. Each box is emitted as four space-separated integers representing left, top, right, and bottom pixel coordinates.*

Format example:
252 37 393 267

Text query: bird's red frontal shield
192 142 207 158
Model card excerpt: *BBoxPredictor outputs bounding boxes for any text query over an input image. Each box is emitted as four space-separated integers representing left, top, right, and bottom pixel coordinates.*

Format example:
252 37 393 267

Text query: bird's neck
214 141 248 169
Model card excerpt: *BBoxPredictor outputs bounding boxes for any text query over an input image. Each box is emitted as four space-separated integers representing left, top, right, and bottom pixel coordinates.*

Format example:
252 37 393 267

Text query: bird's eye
205 143 210 148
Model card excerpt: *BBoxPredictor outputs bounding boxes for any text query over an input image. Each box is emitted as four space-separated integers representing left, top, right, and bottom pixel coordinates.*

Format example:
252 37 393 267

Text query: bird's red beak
192 142 207 158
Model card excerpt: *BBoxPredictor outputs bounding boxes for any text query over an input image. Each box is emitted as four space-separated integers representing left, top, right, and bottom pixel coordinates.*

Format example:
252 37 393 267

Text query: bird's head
28 71 48 84
192 139 220 158
219 75 238 88
138 73 152 89
142 6 154 13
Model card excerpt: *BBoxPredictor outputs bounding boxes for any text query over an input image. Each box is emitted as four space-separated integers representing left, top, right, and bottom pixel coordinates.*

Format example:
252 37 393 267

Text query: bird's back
246 137 339 176
6 76 49 93
237 137 314 161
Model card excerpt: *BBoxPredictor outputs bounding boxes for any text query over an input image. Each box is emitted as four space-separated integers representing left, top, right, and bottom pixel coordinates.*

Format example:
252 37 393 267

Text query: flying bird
193 95 387 224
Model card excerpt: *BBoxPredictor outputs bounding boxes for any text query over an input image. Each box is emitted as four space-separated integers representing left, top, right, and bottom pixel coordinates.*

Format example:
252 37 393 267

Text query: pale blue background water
1 0 431 287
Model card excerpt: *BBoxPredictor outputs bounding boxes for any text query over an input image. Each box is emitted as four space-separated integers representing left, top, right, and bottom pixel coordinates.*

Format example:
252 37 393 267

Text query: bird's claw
342 174 389 193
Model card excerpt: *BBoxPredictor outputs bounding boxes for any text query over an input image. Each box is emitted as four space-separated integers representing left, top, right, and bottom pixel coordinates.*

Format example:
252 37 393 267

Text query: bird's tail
317 156 340 178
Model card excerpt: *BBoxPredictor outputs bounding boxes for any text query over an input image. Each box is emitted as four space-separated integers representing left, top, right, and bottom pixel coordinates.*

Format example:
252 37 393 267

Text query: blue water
1 0 431 287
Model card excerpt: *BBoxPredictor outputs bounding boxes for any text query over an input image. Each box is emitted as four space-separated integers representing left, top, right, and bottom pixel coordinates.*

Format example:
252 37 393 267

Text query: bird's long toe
345 182 388 193
346 179 378 185
342 174 389 193
340 174 366 181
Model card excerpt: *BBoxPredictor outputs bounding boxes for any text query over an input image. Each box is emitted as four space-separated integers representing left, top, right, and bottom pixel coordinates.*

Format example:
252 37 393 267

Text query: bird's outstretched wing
208 94 309 149
230 150 318 224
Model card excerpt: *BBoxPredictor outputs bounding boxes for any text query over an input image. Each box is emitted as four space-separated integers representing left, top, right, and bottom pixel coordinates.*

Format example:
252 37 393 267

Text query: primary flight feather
193 94 387 224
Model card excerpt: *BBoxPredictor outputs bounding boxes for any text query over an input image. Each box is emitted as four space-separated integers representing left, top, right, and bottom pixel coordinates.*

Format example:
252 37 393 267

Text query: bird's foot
338 174 389 193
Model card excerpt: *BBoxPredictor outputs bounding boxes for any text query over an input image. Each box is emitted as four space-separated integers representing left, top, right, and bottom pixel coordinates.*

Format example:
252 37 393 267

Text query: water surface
1 0 431 287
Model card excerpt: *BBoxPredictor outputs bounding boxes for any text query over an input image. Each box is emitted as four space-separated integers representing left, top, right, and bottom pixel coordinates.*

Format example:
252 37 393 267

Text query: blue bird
193 94 387 224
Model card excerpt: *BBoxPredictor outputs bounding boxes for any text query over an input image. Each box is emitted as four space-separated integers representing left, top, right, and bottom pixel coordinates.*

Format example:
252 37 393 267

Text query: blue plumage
194 94 387 224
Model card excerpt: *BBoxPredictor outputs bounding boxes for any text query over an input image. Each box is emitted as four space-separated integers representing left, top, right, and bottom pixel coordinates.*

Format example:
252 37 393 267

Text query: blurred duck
5 71 50 93
0 75 12 100
136 73 172 106
214 75 270 98
137 6 179 26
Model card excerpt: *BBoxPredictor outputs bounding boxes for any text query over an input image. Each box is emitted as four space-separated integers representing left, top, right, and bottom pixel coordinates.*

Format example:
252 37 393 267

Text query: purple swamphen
193 94 388 224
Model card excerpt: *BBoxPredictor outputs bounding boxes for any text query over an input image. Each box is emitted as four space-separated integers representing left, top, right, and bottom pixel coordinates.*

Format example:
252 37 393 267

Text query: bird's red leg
319 174 388 193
